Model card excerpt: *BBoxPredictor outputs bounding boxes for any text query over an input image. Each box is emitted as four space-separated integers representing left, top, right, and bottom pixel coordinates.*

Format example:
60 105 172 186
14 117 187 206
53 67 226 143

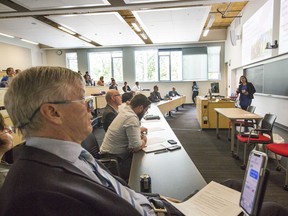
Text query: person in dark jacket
237 75 256 110
0 66 183 216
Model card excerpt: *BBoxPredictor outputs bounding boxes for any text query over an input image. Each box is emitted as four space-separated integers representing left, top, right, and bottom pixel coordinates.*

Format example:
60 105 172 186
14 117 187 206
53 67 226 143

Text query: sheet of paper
147 127 165 132
165 181 242 216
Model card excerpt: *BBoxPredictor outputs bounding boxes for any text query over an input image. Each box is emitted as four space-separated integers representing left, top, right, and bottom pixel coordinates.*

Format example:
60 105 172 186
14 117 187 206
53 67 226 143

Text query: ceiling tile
133 6 211 43
0 17 94 48
48 12 144 46
0 3 15 12
11 0 110 10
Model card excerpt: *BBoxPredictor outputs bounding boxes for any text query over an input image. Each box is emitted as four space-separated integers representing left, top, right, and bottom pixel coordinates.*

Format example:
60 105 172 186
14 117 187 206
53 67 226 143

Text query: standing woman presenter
237 75 256 110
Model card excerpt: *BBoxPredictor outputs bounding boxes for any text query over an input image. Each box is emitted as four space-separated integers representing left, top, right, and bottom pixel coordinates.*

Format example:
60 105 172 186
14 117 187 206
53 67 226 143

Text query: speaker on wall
230 29 237 46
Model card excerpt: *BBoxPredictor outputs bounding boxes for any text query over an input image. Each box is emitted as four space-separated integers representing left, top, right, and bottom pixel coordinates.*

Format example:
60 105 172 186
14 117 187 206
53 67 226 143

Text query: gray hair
4 66 84 138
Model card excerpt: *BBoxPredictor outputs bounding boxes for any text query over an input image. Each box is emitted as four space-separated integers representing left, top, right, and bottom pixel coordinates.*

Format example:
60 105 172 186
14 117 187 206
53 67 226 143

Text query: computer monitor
211 82 219 94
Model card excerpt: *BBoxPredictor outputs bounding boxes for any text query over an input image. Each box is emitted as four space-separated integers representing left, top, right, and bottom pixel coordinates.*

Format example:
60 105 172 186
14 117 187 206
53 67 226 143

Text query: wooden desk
196 96 235 129
214 108 263 155
157 96 186 115
128 103 206 200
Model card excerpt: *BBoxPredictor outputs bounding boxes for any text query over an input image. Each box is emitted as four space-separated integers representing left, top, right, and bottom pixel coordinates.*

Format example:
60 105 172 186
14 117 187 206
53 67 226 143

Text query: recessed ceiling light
0 32 14 38
58 26 76 35
20 38 39 45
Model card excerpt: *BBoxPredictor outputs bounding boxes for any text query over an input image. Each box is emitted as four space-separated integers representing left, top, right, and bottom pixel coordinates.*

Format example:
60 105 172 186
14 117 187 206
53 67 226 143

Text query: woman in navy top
237 75 256 110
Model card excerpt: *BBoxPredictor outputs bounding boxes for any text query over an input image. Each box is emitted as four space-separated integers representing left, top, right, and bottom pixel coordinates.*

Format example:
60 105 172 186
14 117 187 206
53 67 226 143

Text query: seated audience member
1 67 15 87
100 94 150 180
169 87 180 97
131 81 142 92
0 114 13 187
149 85 163 102
101 89 122 131
119 92 134 111
97 76 104 86
1 66 186 216
122 81 131 92
109 78 118 90
83 71 93 86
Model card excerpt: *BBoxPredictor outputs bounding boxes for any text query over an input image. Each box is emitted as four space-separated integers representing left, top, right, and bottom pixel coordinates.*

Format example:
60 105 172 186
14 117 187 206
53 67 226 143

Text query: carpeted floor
95 104 288 207
166 104 288 207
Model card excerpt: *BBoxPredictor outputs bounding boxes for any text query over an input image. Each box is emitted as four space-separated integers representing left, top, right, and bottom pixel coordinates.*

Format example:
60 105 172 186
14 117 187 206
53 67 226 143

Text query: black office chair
81 131 121 178
236 113 277 169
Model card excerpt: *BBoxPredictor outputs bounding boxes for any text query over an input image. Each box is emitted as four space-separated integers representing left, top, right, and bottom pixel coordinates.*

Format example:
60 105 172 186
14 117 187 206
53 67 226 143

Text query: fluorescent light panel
140 32 147 40
20 38 39 45
79 36 91 42
131 22 141 32
0 32 14 38
203 28 209 37
58 26 76 35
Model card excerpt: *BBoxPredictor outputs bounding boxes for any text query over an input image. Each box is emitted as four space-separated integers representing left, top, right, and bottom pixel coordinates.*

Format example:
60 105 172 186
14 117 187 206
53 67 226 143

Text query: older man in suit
0 66 184 216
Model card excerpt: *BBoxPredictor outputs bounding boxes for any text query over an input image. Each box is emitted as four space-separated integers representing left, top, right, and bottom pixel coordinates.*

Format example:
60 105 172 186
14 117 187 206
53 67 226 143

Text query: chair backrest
261 114 277 138
81 133 100 159
247 106 256 113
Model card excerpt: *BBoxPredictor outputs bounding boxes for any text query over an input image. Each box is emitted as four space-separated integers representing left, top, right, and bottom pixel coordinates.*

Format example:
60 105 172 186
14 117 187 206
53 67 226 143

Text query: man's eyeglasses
18 98 94 128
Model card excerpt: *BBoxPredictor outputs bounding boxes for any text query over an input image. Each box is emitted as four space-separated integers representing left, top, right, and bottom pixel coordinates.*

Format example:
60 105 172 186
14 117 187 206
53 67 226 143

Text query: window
66 52 78 72
135 50 157 82
158 50 182 81
182 47 208 80
208 46 221 80
135 45 221 82
88 51 123 82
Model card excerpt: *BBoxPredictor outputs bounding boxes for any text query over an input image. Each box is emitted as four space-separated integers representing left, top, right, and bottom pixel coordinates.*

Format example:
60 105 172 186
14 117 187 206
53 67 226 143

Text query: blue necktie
79 149 148 215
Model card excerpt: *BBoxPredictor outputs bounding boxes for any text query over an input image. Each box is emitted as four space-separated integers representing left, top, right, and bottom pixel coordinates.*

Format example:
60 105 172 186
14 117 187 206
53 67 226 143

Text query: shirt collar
26 137 83 163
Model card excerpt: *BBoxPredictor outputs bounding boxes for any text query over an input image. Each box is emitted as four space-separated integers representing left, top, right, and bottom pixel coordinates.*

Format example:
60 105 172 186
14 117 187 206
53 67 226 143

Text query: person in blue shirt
1 67 15 87
168 87 180 97
192 81 199 104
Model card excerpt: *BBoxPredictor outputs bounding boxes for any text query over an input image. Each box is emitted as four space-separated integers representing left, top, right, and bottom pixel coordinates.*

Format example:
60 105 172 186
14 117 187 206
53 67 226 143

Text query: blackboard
244 58 288 97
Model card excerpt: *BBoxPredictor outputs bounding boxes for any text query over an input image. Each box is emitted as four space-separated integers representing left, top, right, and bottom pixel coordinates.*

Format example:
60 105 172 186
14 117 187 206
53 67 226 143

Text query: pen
154 149 168 154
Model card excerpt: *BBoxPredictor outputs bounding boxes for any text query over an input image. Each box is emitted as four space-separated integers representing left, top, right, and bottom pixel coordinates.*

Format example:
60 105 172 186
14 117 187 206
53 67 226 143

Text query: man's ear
40 103 62 124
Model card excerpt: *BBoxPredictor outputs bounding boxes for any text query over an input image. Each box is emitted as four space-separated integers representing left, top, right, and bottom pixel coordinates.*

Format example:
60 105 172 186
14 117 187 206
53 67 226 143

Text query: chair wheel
283 185 288 191
241 165 246 170
232 154 239 160
276 166 281 171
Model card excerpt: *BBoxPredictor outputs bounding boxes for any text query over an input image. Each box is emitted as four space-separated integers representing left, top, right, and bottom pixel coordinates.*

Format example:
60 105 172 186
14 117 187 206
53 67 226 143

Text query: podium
196 96 235 129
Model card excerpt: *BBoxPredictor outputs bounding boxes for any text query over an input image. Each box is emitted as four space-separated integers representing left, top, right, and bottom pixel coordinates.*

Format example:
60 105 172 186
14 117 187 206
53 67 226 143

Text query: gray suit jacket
0 145 141 216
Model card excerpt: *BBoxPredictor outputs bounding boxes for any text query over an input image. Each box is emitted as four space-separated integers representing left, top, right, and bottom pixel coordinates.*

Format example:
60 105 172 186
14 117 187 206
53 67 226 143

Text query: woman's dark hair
239 75 248 84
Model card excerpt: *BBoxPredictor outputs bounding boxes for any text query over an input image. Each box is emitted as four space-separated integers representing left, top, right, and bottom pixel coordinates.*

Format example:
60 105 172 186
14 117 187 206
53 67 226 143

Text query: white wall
0 35 43 70
225 0 288 127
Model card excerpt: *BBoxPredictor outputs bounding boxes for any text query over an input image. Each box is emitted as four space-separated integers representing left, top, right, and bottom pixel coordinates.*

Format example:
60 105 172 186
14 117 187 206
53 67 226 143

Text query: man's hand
140 127 148 135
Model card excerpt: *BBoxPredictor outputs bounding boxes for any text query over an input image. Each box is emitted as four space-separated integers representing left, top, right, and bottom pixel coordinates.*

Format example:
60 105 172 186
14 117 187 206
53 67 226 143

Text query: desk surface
157 96 186 114
214 108 263 120
128 102 206 200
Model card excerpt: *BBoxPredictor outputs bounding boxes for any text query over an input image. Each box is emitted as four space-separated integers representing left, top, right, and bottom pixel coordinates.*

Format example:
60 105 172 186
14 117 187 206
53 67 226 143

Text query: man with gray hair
101 89 122 131
1 66 184 215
